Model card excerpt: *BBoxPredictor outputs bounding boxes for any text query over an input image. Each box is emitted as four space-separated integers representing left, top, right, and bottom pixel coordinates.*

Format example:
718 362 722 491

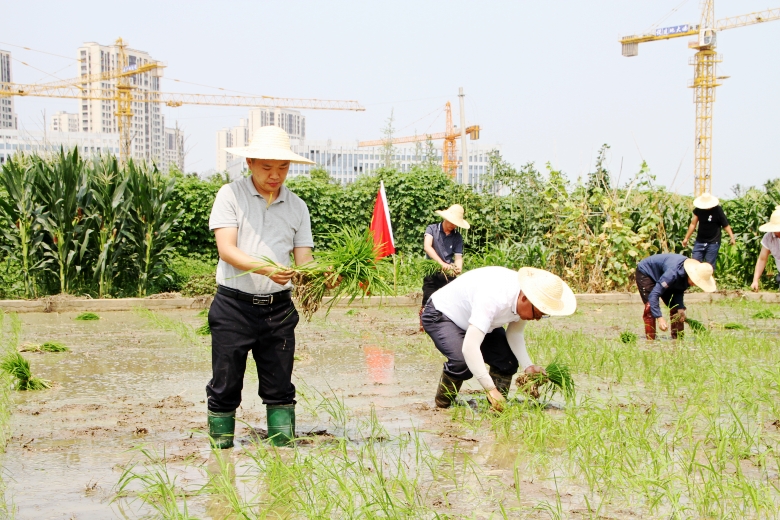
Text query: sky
3 0 779 197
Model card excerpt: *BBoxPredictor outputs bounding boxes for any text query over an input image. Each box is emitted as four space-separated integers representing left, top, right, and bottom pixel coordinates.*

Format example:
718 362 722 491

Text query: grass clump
0 352 50 390
75 312 100 321
195 321 210 336
515 359 575 401
20 341 69 353
752 309 775 319
620 331 637 344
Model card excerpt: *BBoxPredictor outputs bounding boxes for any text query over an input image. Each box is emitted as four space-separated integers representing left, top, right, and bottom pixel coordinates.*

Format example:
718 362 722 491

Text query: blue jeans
692 241 720 270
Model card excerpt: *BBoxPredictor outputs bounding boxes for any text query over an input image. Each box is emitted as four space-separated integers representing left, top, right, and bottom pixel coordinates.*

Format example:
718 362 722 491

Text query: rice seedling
514 359 574 401
195 321 210 336
196 308 209 317
261 227 393 321
619 331 637 344
685 317 708 333
20 341 69 352
724 322 747 330
134 308 202 348
0 352 50 390
752 309 776 319
75 312 100 321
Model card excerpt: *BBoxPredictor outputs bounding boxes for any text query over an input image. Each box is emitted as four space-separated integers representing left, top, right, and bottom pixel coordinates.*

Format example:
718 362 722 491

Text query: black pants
421 272 455 306
635 270 685 310
206 290 299 412
421 301 518 380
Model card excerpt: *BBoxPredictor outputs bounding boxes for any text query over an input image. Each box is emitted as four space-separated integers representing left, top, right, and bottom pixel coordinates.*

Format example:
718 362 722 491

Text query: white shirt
430 266 522 333
761 232 780 270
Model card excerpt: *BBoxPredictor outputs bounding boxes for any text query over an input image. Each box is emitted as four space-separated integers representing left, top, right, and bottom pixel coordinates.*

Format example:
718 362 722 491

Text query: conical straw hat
517 267 577 317
435 204 470 229
683 259 717 293
693 192 720 210
225 126 314 164
759 206 780 233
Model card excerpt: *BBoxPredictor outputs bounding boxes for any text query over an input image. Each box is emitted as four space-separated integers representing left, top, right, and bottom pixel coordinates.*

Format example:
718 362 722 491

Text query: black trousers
206 290 299 412
421 301 518 380
421 272 455 306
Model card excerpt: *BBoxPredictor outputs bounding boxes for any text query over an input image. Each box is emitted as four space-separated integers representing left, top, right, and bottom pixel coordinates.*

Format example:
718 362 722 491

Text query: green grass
75 312 100 321
752 309 776 319
194 322 210 336
134 308 203 348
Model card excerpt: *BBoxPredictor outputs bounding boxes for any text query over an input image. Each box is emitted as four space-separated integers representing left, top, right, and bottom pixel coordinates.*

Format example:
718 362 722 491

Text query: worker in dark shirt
419 204 469 330
682 193 736 271
635 254 716 340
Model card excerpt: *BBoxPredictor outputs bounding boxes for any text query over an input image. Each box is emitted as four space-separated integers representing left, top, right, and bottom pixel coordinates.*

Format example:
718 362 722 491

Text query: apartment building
0 50 18 130
0 128 119 165
50 111 80 133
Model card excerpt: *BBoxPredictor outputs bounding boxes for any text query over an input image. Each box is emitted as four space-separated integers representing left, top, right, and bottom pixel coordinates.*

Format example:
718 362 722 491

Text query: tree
381 109 397 169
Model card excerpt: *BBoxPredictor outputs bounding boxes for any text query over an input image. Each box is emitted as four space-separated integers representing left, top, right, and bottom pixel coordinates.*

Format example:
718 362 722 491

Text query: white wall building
164 125 185 172
50 111 80 133
0 128 119 165
0 49 18 130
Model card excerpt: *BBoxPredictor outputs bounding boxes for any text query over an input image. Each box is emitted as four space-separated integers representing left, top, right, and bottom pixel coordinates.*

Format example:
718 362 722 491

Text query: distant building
0 128 119 165
50 111 80 133
0 49 18 130
216 118 250 176
164 125 185 172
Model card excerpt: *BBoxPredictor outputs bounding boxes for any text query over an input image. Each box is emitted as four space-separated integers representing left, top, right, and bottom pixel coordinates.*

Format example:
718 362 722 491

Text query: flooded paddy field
2 299 780 518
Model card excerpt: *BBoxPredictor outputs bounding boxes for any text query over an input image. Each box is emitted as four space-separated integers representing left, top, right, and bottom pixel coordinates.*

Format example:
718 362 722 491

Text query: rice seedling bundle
418 259 455 280
265 227 393 321
620 331 638 344
724 322 747 330
1 352 50 390
20 341 69 353
195 321 211 336
752 309 775 319
515 359 575 401
685 317 708 334
75 312 100 321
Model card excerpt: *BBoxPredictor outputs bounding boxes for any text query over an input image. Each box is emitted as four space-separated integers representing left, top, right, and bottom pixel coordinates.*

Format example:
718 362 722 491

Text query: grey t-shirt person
209 177 314 294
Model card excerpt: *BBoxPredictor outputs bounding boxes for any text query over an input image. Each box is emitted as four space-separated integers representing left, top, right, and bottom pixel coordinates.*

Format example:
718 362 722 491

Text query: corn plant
34 149 92 294
0 155 48 297
124 161 182 296
88 155 130 298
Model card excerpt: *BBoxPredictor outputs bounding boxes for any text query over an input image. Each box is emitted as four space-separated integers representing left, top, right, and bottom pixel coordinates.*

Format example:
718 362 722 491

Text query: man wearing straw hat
635 254 717 340
419 204 469 329
750 206 780 291
206 126 315 449
681 192 736 270
421 266 577 411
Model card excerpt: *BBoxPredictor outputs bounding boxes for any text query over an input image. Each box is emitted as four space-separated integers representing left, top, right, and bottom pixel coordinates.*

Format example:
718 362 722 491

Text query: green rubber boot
208 410 235 449
489 367 514 399
266 404 295 447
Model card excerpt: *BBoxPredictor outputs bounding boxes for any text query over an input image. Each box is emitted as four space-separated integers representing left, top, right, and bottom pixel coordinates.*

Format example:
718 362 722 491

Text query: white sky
3 0 779 197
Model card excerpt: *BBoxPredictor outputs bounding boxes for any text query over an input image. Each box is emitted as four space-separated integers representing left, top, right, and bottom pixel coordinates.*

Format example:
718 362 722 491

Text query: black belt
217 285 291 306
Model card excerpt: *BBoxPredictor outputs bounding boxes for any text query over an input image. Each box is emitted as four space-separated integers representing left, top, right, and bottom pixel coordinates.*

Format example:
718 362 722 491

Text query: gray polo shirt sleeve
209 184 239 230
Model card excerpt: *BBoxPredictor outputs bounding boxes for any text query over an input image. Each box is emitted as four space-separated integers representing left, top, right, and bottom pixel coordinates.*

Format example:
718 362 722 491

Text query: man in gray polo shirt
206 126 315 449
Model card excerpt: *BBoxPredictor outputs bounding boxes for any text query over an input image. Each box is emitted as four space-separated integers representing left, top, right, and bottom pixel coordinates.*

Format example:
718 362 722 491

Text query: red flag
369 181 395 259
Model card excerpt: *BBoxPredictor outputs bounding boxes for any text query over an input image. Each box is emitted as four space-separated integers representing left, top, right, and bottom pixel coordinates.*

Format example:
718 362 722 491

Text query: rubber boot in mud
643 303 657 340
267 404 295 446
434 371 464 408
489 368 514 399
208 410 235 449
670 308 685 340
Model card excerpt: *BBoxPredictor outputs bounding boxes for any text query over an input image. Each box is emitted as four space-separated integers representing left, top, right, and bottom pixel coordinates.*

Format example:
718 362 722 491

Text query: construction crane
357 101 480 178
0 38 365 164
620 3 780 196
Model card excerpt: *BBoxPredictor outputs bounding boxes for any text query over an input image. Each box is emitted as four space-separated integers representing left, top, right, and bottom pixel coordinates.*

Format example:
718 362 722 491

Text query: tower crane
357 101 480 178
620 3 780 196
0 38 365 164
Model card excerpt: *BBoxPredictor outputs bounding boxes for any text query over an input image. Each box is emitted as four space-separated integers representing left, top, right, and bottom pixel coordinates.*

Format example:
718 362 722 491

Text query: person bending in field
206 126 316 449
419 204 469 330
635 254 716 340
421 266 576 412
681 192 736 271
751 206 780 291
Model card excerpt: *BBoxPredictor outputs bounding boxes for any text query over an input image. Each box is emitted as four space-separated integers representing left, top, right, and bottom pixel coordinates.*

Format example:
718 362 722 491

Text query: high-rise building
216 118 250 176
164 125 185 172
0 49 18 130
78 41 171 168
50 111 80 133
248 107 305 141
0 128 119 165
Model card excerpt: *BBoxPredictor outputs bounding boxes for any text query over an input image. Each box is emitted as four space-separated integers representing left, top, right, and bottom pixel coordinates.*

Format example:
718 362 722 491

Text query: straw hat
225 126 314 164
683 259 717 293
693 192 720 210
435 204 470 229
517 267 577 317
759 206 780 233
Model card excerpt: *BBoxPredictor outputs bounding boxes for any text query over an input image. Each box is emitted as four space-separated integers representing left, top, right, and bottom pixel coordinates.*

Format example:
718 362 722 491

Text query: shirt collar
246 176 287 205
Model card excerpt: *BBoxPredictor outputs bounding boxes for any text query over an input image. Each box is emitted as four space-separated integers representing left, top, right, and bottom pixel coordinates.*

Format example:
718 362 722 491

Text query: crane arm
716 8 780 31
358 132 448 147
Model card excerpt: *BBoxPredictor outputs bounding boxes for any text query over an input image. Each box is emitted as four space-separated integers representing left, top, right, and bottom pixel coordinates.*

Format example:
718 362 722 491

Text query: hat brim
693 195 720 210
435 209 470 229
517 267 577 317
759 223 780 233
683 259 717 293
225 146 315 164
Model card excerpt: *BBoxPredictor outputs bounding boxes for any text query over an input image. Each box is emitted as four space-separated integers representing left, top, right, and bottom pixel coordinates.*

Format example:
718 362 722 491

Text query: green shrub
181 274 217 297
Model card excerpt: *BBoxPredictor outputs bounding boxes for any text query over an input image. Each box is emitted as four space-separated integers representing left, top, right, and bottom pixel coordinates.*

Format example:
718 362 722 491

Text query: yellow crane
357 101 480 178
0 38 365 164
620 3 780 195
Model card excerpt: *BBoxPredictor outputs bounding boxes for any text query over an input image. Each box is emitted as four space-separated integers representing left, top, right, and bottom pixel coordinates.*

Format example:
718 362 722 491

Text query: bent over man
206 126 315 449
421 266 576 411
635 254 716 340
